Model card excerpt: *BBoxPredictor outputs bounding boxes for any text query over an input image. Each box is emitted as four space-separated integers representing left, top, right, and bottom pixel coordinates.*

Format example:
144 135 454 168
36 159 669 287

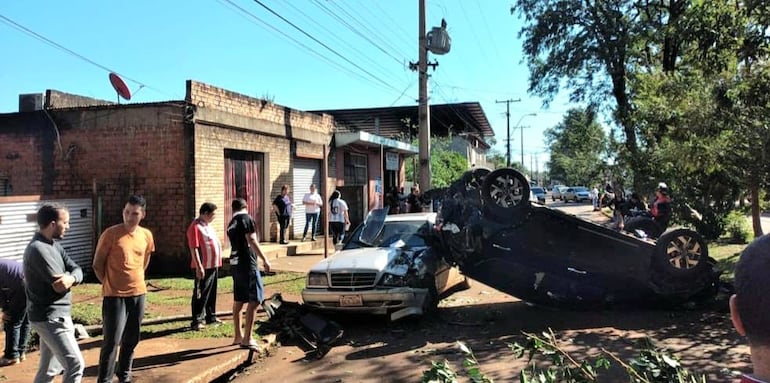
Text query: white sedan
301 211 469 321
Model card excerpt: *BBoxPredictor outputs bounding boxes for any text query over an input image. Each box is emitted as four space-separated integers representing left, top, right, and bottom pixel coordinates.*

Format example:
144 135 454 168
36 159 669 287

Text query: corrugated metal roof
310 102 494 141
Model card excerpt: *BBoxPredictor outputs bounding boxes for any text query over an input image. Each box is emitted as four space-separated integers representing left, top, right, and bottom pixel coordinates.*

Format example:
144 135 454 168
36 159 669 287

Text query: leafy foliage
406 136 470 188
421 342 493 383
723 210 752 244
544 108 607 186
509 329 706 383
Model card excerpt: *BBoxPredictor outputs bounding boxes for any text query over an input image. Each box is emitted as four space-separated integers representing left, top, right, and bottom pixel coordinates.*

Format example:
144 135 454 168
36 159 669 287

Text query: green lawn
71 271 305 326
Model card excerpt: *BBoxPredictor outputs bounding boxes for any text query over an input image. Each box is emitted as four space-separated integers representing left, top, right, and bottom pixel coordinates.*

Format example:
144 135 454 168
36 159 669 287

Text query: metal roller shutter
0 198 94 276
292 158 322 237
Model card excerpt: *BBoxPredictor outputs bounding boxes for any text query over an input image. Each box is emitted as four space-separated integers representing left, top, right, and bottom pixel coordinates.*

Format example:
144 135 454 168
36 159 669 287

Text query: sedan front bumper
302 287 429 320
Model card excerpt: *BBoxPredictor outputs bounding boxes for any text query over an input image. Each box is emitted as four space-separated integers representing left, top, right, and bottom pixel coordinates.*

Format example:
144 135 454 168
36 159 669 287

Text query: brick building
0 81 423 274
0 80 498 275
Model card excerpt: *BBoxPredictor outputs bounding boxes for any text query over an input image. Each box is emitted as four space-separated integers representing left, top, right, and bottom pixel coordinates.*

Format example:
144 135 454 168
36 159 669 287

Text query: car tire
649 228 716 301
624 216 664 239
653 229 710 274
481 168 531 222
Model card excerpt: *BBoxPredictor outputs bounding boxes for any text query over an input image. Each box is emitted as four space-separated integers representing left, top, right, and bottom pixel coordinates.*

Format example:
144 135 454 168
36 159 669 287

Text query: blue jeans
97 295 145 383
30 316 84 383
3 295 30 360
303 212 319 239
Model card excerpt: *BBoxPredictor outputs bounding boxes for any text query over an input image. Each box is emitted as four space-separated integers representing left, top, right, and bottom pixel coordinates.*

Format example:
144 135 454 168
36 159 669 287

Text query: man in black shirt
226 198 271 351
406 185 422 213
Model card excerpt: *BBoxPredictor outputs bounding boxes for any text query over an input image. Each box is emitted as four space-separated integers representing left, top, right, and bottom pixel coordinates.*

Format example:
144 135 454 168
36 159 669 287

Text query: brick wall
0 113 46 195
186 80 334 137
45 90 113 109
187 80 336 243
46 104 188 273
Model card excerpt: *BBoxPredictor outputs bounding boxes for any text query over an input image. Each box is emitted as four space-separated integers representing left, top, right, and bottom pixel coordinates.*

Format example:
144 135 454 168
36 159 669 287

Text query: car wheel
649 228 716 301
653 229 709 274
624 216 664 239
481 168 531 221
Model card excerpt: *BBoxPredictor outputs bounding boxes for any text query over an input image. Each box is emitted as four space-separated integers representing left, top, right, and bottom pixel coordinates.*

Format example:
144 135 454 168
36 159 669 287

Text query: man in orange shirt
186 202 223 331
93 195 155 383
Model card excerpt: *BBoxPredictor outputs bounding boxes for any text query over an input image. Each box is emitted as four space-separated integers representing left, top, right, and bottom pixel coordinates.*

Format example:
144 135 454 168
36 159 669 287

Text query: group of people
1 195 154 383
271 184 351 246
385 185 424 215
590 181 672 231
6 186 770 382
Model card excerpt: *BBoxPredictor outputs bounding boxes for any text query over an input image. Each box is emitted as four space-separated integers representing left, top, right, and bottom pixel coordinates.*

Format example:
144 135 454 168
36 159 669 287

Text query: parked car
551 185 567 201
301 212 469 321
562 186 591 203
428 167 718 309
531 187 546 204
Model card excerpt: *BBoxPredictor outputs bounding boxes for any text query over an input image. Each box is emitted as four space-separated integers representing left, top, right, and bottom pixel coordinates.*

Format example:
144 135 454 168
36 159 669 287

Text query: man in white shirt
301 184 324 241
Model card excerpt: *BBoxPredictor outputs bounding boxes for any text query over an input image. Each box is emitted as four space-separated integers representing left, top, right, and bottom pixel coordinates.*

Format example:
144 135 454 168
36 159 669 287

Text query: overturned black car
425 167 720 309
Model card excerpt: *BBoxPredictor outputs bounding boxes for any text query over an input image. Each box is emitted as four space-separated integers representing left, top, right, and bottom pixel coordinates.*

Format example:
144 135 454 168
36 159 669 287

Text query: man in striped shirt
187 202 223 331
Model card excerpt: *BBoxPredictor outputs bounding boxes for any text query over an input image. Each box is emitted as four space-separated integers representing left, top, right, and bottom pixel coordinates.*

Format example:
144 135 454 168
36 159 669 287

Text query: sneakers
0 357 20 366
191 322 206 331
301 237 306 242
206 318 224 326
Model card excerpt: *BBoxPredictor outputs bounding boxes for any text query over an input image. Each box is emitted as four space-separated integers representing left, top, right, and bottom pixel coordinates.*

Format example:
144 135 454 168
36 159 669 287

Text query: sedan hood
309 247 398 273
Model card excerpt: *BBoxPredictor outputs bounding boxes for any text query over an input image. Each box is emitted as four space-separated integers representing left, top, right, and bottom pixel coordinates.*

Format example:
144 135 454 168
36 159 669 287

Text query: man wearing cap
730 234 770 382
650 182 672 229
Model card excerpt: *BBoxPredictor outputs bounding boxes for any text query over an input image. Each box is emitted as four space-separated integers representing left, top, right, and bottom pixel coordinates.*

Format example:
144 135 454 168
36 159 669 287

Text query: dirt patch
231 281 749 383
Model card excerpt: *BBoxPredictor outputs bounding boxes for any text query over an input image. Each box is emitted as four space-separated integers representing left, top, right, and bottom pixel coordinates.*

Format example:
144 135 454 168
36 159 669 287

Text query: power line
250 0 402 94
321 0 409 64
359 0 414 54
473 0 503 62
0 13 175 98
276 0 403 84
218 0 402 95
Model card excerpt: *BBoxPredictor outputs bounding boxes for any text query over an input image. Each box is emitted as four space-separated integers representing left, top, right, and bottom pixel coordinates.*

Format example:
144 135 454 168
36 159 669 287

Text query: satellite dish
109 72 132 102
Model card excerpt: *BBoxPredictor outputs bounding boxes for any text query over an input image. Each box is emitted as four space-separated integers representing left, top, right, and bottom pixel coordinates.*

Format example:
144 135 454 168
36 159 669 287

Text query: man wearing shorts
226 198 271 350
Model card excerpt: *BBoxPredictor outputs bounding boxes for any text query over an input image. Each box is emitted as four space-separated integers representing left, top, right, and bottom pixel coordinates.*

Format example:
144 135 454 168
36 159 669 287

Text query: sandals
239 340 260 351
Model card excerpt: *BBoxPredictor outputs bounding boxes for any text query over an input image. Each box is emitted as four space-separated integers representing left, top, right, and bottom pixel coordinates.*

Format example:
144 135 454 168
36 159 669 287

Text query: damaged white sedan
301 211 469 321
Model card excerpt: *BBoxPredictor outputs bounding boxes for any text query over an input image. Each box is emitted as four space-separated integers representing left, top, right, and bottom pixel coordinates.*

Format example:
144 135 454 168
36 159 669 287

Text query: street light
516 113 537 169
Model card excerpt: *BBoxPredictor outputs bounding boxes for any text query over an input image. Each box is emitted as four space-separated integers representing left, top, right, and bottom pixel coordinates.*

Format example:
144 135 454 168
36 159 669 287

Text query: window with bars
344 152 367 186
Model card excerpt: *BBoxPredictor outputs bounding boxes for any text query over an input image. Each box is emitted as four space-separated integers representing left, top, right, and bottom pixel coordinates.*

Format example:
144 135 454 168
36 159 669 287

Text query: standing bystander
272 185 293 244
328 190 350 245
23 203 84 382
0 259 29 366
301 184 323 242
93 195 155 383
186 202 223 331
406 185 422 213
730 234 770 382
227 198 271 350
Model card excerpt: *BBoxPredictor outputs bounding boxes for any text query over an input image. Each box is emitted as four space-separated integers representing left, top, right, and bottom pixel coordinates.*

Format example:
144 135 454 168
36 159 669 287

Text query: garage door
0 198 94 276
292 158 322 237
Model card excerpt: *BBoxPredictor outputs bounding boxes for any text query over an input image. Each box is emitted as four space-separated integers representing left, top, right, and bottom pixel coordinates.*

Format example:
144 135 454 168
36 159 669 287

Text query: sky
0 0 576 171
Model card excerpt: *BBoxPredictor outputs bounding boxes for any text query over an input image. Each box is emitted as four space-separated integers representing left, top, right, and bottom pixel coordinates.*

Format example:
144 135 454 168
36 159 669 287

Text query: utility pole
412 0 449 192
496 98 521 167
417 0 431 191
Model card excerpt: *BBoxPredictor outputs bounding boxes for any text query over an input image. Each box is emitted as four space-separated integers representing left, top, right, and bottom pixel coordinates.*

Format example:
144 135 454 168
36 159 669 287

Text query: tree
406 136 469 189
544 108 607 186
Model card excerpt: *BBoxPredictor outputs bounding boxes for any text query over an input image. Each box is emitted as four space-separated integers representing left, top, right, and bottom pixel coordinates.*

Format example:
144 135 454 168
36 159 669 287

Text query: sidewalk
0 239 330 383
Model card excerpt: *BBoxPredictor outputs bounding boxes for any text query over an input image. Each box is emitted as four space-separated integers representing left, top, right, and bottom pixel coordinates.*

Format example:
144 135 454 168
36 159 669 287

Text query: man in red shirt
187 202 223 331
731 235 770 383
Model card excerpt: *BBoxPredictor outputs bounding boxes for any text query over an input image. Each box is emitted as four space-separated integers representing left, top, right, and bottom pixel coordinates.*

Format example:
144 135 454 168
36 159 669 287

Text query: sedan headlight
379 273 408 287
307 272 329 287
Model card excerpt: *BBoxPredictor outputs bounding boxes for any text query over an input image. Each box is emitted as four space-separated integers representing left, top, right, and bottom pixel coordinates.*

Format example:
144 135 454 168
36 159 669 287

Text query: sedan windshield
345 220 429 250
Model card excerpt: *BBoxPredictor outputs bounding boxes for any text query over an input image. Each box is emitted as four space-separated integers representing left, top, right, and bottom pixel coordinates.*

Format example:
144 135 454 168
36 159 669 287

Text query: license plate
339 295 363 307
